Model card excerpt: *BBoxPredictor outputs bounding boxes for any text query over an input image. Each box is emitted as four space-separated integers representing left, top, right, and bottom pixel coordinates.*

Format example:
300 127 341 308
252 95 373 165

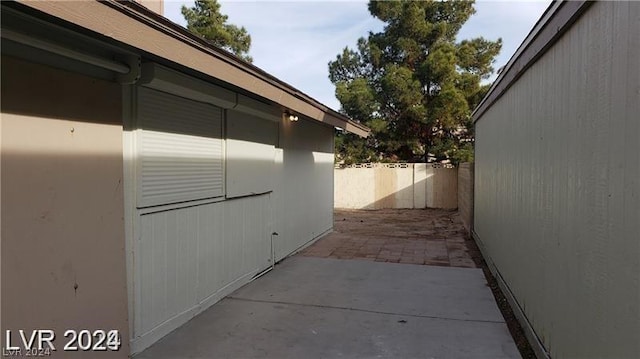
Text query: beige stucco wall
474 2 640 358
1 56 129 357
334 164 458 210
425 166 457 210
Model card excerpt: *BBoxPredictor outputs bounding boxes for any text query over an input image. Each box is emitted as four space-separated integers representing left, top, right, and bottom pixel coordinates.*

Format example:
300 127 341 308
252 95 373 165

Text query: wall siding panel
273 118 334 261
133 194 272 352
474 2 640 358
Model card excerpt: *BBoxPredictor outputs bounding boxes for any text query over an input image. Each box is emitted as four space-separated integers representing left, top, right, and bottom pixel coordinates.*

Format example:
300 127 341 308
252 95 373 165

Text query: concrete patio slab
135 257 520 359
231 257 503 322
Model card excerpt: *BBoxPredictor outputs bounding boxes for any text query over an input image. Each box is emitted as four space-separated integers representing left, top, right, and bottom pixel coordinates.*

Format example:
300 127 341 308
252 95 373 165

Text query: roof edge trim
471 0 593 124
11 0 370 137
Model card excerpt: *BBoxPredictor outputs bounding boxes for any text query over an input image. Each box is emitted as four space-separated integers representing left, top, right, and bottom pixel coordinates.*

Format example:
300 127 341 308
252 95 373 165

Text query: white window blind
136 87 224 207
225 109 277 198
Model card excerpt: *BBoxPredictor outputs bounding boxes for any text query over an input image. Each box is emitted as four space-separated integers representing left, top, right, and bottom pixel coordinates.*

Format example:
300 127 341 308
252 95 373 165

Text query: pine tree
182 0 253 62
329 0 501 164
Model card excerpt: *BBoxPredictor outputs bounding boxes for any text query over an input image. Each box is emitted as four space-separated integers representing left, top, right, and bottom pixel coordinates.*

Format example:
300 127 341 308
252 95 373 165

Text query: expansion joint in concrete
226 296 505 324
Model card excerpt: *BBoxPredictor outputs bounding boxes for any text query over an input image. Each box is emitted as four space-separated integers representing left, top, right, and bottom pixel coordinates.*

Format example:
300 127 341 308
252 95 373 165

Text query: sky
163 0 551 111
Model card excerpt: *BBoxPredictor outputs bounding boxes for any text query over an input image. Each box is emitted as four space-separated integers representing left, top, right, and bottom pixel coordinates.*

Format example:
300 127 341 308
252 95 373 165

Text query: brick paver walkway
299 209 478 268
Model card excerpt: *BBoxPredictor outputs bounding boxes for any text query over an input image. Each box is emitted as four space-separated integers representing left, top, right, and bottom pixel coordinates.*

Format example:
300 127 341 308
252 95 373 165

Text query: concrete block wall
334 163 457 210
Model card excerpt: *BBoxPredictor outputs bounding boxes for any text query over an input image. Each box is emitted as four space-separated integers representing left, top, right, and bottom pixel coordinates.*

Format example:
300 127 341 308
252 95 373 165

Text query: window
136 87 224 207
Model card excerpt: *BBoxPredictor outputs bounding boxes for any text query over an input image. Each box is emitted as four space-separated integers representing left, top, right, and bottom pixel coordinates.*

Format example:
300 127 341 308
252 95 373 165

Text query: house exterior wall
126 85 338 353
273 117 335 261
126 89 281 353
2 3 360 354
130 194 273 353
1 56 129 357
474 2 640 358
226 109 278 198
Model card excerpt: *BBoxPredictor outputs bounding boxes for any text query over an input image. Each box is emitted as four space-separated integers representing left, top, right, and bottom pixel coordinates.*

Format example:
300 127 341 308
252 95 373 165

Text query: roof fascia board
236 94 282 123
471 0 593 124
14 0 369 137
139 62 237 109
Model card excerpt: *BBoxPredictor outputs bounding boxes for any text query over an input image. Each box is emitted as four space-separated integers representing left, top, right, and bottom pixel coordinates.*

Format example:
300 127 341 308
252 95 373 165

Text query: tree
182 0 253 62
329 0 501 165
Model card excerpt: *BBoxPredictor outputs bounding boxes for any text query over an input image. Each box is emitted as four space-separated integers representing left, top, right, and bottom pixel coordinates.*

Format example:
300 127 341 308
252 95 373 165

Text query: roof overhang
471 0 593 124
8 0 370 138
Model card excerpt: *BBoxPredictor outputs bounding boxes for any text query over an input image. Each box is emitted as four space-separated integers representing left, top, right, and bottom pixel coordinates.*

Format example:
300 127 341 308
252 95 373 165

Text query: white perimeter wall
334 164 458 210
474 2 640 358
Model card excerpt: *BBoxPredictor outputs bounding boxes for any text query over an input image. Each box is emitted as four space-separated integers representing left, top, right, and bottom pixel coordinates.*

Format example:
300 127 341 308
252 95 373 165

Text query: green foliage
329 0 501 165
182 0 252 62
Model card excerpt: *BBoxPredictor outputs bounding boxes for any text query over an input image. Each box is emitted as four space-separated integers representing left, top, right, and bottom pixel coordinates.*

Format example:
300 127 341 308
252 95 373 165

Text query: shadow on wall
334 164 458 210
1 55 131 355
1 54 337 356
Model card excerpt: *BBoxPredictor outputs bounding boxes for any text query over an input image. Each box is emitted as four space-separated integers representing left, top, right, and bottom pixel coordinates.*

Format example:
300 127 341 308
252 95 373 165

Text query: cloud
163 0 550 111
218 1 384 111
164 1 381 110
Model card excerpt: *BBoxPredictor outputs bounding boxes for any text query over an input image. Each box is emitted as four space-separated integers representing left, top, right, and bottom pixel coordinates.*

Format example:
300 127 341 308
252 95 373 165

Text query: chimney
134 0 164 16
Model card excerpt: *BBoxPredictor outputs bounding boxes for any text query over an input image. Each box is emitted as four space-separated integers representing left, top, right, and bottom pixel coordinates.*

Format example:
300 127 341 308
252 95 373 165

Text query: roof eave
14 0 370 137
471 0 593 124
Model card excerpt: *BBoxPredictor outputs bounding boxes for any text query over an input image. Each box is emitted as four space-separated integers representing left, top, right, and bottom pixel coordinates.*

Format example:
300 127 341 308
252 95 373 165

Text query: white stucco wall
474 2 640 358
